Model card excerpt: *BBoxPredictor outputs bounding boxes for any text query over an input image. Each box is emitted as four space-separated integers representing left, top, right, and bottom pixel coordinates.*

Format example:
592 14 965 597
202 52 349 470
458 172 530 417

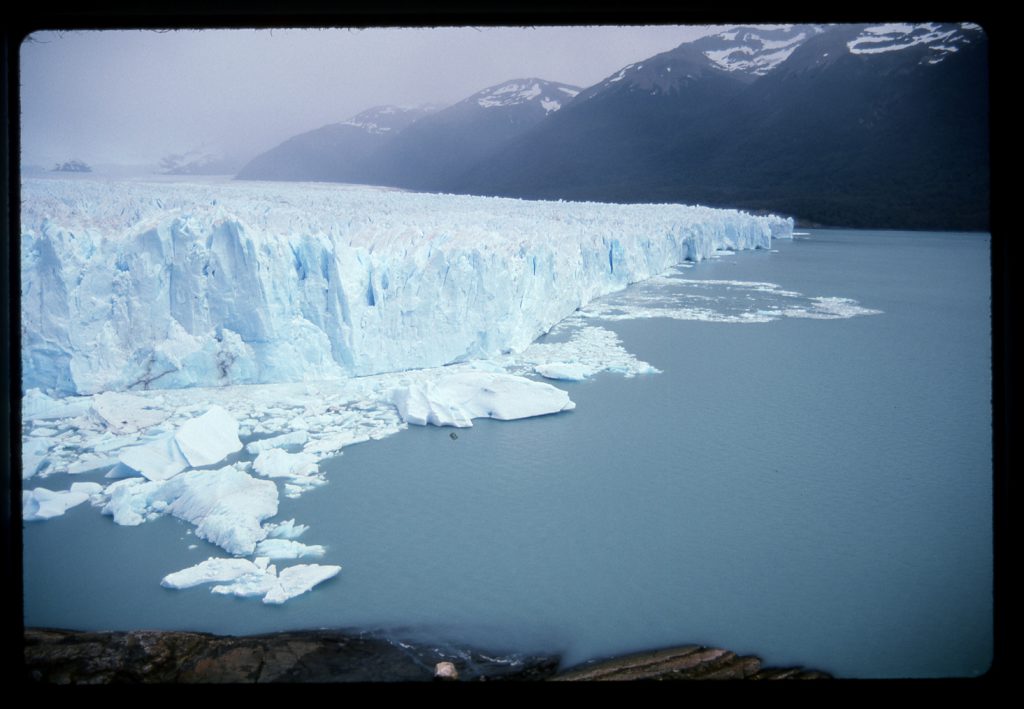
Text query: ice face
21 178 791 396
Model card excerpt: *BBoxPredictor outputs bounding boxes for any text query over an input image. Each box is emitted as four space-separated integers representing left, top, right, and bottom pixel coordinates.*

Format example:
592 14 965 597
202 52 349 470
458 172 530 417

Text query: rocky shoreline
23 627 831 683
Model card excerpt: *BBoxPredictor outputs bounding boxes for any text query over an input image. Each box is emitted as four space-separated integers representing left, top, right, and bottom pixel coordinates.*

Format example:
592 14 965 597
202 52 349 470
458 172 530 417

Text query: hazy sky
19 25 727 167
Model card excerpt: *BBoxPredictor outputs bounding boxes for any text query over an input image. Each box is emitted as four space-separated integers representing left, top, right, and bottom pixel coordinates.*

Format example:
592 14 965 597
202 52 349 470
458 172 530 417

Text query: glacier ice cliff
21 178 792 395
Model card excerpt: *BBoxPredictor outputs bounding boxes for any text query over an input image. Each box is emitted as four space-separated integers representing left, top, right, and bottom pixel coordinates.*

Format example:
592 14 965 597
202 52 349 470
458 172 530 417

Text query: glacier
21 177 791 396
20 175 798 607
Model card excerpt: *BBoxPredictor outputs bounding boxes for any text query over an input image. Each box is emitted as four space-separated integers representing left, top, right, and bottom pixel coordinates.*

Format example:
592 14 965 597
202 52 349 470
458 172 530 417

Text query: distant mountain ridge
235 105 438 183
237 23 989 230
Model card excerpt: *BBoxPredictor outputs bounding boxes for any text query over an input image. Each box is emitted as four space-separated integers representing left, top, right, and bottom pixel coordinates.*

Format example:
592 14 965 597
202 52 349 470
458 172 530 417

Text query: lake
22 228 992 678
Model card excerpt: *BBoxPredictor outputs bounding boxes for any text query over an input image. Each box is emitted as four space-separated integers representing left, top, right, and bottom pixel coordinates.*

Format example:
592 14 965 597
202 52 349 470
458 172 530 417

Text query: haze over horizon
20 25 731 169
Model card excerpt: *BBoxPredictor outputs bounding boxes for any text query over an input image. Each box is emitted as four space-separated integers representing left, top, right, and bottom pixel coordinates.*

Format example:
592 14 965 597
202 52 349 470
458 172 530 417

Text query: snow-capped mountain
471 79 580 113
237 79 581 189
236 104 437 183
338 104 441 134
453 23 988 231
578 24 824 99
357 78 581 191
238 25 987 230
696 25 826 75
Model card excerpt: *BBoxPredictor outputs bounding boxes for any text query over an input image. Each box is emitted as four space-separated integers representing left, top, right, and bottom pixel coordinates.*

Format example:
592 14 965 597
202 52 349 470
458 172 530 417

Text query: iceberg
160 557 265 589
160 465 279 555
253 539 326 560
174 405 242 467
389 371 575 428
101 477 167 526
91 391 169 434
264 518 309 539
22 487 90 521
21 177 791 396
22 437 53 479
534 362 596 381
118 432 189 481
252 448 318 479
210 567 281 599
245 430 309 455
115 405 242 480
262 564 342 605
164 556 341 604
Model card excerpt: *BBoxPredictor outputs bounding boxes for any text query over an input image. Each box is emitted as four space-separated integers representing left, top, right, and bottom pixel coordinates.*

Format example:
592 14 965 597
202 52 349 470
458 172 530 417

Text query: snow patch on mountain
846 22 984 64
700 25 826 76
474 79 579 111
339 104 437 134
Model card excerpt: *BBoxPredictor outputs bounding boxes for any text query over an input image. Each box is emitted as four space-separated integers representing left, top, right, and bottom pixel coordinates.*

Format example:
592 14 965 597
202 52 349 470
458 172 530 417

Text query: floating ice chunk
22 389 93 420
252 448 325 498
262 564 342 605
93 432 143 453
118 432 189 481
66 453 119 475
288 416 310 431
210 567 280 598
252 448 318 479
174 405 242 468
534 362 596 381
22 487 90 521
208 558 341 602
390 372 575 428
303 423 401 457
22 437 53 479
160 465 278 555
70 481 104 496
91 391 169 434
391 382 473 427
509 325 659 380
254 539 326 559
101 477 167 525
245 430 309 455
160 557 263 589
105 463 143 479
265 519 309 539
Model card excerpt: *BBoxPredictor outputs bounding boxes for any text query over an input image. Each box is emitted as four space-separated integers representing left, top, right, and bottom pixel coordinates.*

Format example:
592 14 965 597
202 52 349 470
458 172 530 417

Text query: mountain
235 105 438 183
158 148 245 176
452 23 988 231
359 78 581 191
236 25 988 230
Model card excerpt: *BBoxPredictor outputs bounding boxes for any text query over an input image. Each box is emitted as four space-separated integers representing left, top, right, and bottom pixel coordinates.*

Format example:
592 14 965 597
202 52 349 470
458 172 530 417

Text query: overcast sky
19 25 728 168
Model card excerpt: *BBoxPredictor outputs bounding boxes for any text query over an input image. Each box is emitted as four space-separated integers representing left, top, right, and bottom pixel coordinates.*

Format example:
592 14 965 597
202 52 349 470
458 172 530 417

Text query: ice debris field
21 177 878 605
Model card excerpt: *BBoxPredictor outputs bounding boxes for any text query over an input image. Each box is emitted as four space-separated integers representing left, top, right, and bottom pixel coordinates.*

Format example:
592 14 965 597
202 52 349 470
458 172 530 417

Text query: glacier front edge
21 178 792 395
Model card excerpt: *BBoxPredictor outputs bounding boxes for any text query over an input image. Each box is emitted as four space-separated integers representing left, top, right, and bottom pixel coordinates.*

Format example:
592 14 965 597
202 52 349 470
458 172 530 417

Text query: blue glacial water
22 228 992 678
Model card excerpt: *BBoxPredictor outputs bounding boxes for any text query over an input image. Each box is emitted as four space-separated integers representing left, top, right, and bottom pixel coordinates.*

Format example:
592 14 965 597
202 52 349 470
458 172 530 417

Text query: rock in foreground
23 628 830 683
552 644 832 680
